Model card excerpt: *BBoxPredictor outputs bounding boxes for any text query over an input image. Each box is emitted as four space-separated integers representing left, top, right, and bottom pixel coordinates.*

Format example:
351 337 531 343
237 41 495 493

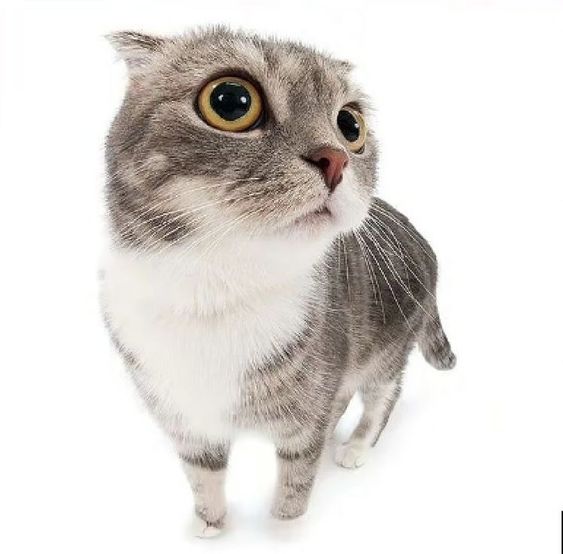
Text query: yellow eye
197 76 263 132
337 107 367 152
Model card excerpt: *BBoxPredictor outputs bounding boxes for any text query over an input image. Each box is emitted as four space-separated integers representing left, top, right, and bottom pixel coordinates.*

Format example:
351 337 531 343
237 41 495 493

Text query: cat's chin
278 208 339 244
280 201 367 242
259 179 371 242
292 205 333 228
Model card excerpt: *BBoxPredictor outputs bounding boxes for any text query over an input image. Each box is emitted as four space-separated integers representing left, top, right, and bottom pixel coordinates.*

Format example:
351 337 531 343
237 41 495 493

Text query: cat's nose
305 147 349 192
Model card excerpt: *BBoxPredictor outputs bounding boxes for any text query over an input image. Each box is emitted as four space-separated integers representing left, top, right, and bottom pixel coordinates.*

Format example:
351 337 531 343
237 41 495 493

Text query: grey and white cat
101 28 456 537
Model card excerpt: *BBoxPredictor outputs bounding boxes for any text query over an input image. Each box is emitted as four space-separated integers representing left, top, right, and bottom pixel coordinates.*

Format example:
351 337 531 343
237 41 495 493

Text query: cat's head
106 28 377 260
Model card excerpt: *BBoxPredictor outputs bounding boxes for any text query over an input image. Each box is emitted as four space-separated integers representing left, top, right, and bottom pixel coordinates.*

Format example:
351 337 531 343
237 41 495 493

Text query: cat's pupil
210 82 252 121
337 110 360 142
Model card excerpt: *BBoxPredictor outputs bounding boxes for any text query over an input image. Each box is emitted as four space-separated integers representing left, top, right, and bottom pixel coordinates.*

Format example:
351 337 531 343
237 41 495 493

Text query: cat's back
328 197 438 363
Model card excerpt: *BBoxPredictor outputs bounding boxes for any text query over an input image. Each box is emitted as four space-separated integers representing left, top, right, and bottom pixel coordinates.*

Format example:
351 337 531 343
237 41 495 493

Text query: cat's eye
197 76 263 132
337 107 367 153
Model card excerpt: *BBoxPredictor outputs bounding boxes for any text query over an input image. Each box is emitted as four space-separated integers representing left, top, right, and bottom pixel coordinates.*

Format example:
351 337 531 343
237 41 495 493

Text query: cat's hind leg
334 371 403 469
327 390 354 437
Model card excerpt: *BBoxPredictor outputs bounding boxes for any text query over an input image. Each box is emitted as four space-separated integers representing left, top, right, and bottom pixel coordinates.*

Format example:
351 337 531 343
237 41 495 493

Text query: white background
1 0 562 552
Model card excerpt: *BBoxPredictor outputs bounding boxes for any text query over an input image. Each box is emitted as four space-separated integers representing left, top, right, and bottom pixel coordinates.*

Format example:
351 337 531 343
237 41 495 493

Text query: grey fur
102 28 455 531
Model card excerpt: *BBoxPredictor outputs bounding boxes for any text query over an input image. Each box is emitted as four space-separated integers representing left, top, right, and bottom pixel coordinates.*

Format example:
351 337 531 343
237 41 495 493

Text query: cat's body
102 28 455 537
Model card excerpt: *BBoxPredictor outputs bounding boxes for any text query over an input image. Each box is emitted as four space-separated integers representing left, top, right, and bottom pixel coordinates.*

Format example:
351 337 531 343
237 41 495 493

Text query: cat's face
106 29 377 256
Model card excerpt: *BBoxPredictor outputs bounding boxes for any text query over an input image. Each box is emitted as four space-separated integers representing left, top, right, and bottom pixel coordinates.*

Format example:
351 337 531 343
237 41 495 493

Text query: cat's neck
103 234 330 318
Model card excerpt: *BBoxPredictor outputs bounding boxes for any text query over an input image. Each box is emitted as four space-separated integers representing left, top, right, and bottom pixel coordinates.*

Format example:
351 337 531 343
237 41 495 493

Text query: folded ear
106 31 166 71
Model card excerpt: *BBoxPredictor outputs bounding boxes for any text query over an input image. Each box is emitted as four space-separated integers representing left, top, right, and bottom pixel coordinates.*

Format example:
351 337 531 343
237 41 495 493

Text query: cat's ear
106 31 166 71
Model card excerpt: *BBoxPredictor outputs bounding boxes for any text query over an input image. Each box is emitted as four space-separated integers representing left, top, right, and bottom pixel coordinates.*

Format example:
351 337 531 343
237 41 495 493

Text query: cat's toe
334 442 368 469
271 499 307 520
192 514 224 538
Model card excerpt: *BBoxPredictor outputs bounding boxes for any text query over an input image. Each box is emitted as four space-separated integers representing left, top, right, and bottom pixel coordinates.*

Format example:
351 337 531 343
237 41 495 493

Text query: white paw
334 442 368 469
192 514 223 539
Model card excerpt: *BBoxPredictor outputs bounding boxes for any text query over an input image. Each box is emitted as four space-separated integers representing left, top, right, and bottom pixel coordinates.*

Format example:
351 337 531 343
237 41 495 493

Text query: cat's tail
419 304 456 370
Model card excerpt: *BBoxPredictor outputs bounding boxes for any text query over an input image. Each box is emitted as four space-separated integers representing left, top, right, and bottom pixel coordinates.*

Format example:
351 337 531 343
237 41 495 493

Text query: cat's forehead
160 29 360 121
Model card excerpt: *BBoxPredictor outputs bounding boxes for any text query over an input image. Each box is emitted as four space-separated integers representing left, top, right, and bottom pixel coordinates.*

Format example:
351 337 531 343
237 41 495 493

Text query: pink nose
306 147 349 192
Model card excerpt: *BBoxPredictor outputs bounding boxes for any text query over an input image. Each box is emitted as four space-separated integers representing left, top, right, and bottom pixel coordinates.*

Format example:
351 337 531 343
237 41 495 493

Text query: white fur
192 515 223 539
184 466 227 537
102 167 368 445
329 173 371 234
102 233 328 442
334 442 369 469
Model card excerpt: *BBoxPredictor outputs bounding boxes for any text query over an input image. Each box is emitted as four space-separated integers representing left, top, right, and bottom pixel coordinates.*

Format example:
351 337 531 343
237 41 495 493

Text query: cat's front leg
272 429 325 520
177 438 230 538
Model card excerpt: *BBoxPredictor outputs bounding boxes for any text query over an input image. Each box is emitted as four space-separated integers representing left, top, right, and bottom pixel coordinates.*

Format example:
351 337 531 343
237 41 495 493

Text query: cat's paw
192 514 224 539
271 498 308 520
334 442 368 469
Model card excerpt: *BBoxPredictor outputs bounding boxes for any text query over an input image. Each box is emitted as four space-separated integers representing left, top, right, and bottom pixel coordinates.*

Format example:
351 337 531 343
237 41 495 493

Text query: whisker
361 226 436 322
350 233 385 323
117 177 263 234
364 218 436 301
370 205 436 261
368 216 425 273
198 210 257 262
340 236 353 304
353 226 413 333
129 191 266 257
170 200 255 266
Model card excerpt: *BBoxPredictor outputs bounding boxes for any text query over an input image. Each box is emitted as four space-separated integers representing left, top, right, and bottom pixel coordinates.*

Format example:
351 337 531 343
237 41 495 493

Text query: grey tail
419 305 456 370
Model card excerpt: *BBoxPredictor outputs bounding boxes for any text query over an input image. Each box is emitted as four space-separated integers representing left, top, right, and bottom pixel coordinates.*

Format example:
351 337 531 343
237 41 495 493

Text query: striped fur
101 28 455 535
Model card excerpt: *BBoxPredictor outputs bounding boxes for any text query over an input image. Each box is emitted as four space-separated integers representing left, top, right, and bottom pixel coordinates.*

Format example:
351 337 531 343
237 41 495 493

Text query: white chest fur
101 241 323 442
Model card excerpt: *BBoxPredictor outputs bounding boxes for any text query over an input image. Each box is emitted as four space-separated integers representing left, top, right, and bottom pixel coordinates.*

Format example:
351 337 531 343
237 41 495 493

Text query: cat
101 27 456 538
